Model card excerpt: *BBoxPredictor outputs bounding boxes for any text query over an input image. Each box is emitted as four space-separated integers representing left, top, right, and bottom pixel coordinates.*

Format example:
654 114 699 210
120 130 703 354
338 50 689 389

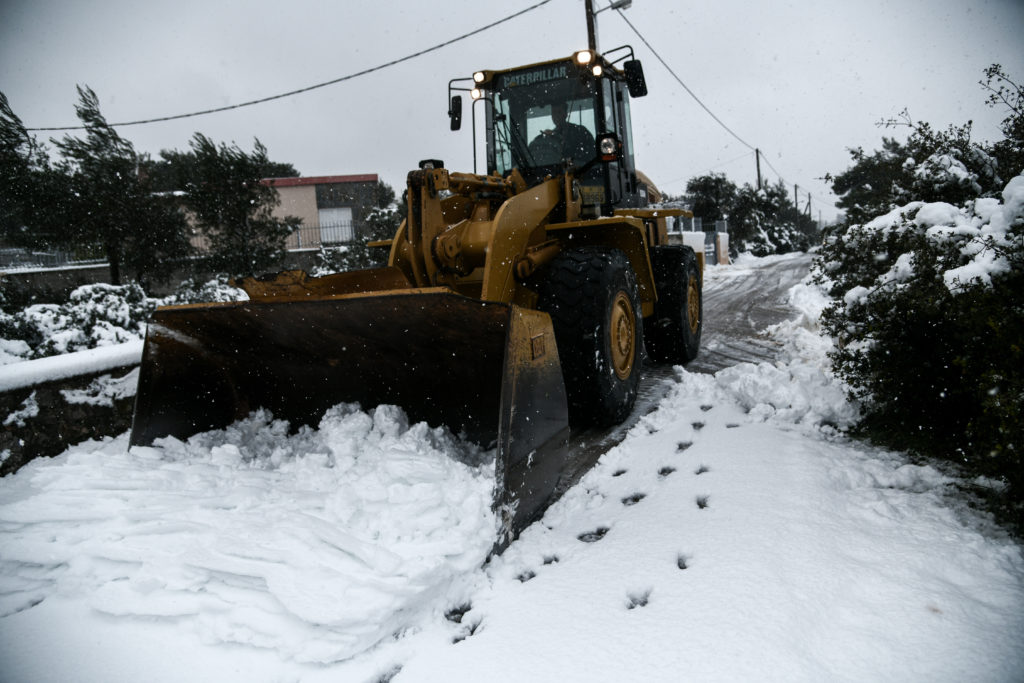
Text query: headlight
473 71 486 83
575 50 593 65
471 88 483 100
592 65 603 77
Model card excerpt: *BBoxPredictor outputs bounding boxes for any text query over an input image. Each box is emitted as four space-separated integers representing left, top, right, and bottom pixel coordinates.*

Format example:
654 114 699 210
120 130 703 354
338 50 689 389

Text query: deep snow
1 257 1022 682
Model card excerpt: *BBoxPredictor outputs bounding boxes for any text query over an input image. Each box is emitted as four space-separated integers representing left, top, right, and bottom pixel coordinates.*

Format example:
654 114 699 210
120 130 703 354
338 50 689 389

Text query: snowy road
1 253 1022 683
688 251 813 373
562 252 814 493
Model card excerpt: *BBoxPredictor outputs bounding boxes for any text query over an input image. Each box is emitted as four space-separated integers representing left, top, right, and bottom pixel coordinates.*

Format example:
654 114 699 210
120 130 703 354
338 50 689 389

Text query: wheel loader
130 48 703 544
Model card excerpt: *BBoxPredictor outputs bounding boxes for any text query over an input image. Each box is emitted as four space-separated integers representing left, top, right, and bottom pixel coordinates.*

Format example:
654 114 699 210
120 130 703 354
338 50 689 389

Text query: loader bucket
130 289 570 542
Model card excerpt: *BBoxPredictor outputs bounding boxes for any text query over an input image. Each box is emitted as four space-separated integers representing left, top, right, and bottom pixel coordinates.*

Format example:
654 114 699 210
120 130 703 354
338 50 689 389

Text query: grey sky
2 0 1023 221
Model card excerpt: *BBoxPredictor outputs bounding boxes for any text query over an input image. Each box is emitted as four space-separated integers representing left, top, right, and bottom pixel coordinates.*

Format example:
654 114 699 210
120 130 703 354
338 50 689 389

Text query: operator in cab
528 102 595 167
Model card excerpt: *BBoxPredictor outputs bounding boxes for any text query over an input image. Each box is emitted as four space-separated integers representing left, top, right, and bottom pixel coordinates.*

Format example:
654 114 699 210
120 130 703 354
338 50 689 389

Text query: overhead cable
27 0 552 132
614 8 755 151
615 8 833 208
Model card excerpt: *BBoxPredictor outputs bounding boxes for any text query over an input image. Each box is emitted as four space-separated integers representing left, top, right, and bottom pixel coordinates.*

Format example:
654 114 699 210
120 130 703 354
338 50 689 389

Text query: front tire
537 247 643 427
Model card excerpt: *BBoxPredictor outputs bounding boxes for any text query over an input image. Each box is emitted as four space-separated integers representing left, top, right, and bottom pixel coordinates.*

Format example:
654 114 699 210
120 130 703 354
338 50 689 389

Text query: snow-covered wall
0 359 139 476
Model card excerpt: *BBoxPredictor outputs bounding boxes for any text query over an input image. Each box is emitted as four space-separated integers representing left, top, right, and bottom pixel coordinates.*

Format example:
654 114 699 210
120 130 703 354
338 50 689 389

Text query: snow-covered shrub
161 275 248 305
312 205 401 275
0 275 252 362
26 283 155 357
816 174 1024 528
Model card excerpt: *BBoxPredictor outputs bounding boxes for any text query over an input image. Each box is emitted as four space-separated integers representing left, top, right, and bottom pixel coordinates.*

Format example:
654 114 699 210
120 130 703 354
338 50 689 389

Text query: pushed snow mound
0 403 497 663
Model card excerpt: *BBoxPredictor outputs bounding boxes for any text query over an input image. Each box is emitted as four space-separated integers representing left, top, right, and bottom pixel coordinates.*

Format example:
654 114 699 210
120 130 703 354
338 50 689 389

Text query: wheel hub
687 274 701 335
610 291 636 380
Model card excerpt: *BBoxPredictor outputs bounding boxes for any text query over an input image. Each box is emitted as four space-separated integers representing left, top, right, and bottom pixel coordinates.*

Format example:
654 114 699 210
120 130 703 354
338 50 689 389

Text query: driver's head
550 103 567 126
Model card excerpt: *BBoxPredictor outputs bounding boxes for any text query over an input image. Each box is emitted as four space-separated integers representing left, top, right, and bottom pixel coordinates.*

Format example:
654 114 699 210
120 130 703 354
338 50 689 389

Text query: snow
0 340 143 392
60 368 139 407
840 173 1024 296
1 256 1022 682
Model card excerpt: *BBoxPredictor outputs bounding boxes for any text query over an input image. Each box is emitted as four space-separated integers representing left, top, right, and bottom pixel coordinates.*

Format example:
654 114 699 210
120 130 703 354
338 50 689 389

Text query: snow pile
712 277 858 431
0 403 497 664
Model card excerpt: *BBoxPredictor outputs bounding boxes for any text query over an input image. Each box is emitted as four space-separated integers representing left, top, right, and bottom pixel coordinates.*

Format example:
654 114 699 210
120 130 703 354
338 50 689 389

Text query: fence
1 221 366 272
0 247 105 271
287 221 361 250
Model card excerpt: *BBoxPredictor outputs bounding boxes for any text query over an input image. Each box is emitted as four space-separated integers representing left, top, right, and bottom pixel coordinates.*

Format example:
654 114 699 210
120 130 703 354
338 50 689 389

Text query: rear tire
536 247 643 427
645 245 702 364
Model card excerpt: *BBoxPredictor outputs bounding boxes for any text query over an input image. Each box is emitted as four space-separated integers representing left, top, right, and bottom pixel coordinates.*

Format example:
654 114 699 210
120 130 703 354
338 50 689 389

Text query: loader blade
130 289 570 542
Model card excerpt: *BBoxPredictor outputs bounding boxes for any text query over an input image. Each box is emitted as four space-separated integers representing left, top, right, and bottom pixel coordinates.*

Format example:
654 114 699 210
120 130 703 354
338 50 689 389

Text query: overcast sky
2 0 1023 221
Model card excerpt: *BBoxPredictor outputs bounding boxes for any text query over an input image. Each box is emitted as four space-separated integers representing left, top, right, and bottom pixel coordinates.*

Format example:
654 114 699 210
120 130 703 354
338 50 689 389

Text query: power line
27 0 552 132
613 8 833 212
614 8 755 152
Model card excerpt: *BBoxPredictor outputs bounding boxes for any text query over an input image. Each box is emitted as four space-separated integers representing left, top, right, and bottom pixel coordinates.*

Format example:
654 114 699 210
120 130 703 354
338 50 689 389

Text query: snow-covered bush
0 277 247 362
160 274 248 305
816 174 1024 528
7 283 155 358
312 204 401 275
730 181 818 257
818 66 1024 531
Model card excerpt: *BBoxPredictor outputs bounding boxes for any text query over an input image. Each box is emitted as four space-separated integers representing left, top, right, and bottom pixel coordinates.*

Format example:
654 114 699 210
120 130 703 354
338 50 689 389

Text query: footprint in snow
691 421 705 431
376 664 403 683
694 465 710 476
677 554 690 570
700 404 714 412
622 493 646 506
445 603 472 624
696 495 710 509
452 618 481 643
612 468 628 477
658 466 676 478
676 441 692 452
626 589 651 609
578 527 609 543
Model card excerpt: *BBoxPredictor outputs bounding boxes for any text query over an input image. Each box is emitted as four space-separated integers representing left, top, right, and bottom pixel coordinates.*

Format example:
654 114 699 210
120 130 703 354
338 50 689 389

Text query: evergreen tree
683 173 738 224
981 64 1024 181
815 65 1024 533
0 92 64 248
170 133 300 277
729 180 817 256
53 86 192 285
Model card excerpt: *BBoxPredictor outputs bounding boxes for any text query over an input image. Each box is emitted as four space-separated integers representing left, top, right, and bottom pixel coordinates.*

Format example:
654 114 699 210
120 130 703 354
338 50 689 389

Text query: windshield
488 64 598 177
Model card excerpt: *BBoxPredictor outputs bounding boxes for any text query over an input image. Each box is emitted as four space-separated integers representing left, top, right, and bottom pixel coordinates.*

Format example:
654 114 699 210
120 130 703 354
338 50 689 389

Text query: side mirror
623 60 647 98
449 95 463 131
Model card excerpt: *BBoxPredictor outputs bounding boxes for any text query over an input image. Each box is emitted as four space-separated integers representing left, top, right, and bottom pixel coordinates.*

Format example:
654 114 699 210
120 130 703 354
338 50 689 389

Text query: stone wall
0 363 138 476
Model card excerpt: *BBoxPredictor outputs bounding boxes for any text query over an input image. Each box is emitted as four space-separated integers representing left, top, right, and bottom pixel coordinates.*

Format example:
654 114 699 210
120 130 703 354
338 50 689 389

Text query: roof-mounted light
471 87 483 100
473 71 486 83
592 64 604 77
575 50 594 65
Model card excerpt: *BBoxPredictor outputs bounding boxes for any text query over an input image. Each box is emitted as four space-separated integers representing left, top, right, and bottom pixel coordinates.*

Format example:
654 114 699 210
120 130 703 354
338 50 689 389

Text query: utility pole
794 184 799 208
585 1 632 52
806 191 812 217
585 0 598 51
755 148 763 190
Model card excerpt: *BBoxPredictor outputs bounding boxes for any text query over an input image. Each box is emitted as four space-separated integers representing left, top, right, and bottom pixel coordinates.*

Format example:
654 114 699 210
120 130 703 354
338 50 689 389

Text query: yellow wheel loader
130 48 703 543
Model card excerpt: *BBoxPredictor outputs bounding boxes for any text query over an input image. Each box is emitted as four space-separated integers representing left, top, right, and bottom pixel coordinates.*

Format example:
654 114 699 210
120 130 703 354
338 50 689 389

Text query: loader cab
457 49 648 216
